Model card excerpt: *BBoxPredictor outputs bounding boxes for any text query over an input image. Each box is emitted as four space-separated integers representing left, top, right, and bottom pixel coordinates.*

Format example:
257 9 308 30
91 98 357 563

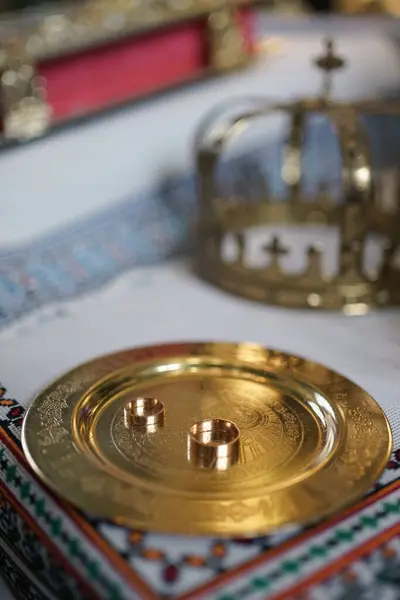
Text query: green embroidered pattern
0 385 400 600
214 494 400 600
0 447 126 600
1 440 400 600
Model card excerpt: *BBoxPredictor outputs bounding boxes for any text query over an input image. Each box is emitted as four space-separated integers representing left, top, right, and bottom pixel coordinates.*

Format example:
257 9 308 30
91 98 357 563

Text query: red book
0 0 258 142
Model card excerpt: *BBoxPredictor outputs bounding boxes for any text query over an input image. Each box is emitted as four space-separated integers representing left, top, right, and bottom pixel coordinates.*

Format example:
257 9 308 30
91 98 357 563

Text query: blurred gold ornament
195 39 400 313
337 0 400 14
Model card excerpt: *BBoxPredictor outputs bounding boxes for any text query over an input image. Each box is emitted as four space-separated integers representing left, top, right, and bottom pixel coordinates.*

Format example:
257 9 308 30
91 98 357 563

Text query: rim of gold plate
22 341 392 537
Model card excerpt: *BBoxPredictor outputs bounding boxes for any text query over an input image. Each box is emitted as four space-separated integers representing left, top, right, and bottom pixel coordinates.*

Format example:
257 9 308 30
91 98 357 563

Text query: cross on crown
314 38 346 101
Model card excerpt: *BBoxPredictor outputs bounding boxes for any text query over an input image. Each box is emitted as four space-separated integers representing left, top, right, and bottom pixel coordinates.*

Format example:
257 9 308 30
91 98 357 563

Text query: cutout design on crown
195 39 400 313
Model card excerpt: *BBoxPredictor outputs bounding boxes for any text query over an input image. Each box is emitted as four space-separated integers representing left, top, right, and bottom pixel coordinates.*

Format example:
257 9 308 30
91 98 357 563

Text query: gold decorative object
337 0 400 14
207 7 247 71
0 38 51 141
0 0 292 142
0 0 251 61
195 39 400 313
22 341 392 536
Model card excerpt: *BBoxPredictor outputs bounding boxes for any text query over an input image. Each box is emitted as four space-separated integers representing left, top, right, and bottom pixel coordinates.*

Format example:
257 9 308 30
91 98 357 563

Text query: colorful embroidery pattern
287 539 400 600
0 382 399 599
199 494 400 599
0 450 133 599
0 489 91 600
387 449 400 472
0 546 47 600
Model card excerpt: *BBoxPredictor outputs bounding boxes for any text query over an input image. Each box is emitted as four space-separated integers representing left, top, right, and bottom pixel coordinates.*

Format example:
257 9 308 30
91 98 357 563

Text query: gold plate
22 342 392 537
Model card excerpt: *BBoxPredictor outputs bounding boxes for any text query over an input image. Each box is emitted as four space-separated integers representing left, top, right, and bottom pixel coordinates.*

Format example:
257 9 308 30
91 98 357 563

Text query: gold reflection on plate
21 342 392 537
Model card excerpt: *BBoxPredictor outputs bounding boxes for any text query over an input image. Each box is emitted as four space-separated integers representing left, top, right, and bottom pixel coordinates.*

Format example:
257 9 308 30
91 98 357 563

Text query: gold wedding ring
187 418 240 471
124 397 165 428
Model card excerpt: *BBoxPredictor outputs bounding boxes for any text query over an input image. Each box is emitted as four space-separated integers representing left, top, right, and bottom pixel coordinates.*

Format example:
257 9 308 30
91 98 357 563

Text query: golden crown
195 39 400 314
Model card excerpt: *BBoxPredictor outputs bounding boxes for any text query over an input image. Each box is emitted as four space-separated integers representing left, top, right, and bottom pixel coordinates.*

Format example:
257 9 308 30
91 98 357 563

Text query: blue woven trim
0 176 196 329
0 114 398 330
